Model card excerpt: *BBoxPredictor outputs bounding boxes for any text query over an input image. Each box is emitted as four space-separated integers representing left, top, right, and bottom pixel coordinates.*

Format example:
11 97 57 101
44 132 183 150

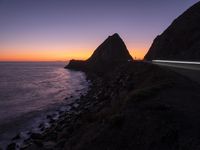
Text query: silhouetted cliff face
87 33 133 64
66 33 133 72
145 2 200 61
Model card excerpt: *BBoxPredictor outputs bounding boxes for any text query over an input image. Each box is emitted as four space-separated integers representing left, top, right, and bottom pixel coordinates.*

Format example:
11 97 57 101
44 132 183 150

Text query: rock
87 33 133 64
43 141 56 149
47 115 52 119
59 110 65 114
12 133 20 140
65 33 133 72
6 143 16 150
73 103 79 108
38 123 44 128
145 2 200 61
49 118 56 124
33 140 43 147
19 144 30 150
30 133 43 140
80 95 84 99
56 140 66 148
25 143 40 150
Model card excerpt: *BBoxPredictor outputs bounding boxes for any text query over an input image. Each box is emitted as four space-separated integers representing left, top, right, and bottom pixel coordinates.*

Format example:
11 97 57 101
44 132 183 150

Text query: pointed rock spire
66 33 133 72
87 33 133 64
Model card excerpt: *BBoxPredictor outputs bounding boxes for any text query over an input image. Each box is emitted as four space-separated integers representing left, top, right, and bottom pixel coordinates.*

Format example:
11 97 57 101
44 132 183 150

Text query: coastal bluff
145 1 200 61
65 33 133 72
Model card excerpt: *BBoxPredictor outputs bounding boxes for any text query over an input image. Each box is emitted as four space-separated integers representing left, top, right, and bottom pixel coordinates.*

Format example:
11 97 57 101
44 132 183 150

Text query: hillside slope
145 2 200 61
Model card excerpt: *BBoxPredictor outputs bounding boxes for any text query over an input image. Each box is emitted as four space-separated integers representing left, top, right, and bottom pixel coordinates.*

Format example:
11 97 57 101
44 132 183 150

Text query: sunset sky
0 0 199 61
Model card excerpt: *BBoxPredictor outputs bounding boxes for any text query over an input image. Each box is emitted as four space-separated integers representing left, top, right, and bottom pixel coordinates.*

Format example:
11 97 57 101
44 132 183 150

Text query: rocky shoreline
5 62 200 150
5 70 105 150
6 62 171 150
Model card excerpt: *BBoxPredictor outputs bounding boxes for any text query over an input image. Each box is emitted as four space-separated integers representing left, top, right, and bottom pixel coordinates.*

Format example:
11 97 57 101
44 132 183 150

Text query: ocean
0 62 89 148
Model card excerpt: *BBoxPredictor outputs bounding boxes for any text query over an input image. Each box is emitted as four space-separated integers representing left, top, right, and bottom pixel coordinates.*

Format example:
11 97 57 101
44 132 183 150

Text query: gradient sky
0 0 199 61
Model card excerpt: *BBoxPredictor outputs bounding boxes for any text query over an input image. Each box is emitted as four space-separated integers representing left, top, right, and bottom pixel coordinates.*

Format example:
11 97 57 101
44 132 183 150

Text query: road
151 60 200 146
152 60 200 84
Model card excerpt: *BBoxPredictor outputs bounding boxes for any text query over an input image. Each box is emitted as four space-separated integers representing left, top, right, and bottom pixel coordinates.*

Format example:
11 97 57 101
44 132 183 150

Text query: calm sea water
0 62 89 148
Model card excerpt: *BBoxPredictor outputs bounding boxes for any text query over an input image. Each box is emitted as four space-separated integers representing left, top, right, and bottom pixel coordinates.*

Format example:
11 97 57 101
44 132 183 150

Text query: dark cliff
145 2 200 61
66 33 133 73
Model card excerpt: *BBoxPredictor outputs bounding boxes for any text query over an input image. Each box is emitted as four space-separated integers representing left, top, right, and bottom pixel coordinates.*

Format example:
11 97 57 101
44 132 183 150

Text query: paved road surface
152 60 200 146
152 60 200 84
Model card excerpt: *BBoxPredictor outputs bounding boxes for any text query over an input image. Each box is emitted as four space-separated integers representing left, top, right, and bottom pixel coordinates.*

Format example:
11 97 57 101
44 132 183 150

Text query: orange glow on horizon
0 47 147 62
0 35 149 62
130 50 145 60
0 47 92 61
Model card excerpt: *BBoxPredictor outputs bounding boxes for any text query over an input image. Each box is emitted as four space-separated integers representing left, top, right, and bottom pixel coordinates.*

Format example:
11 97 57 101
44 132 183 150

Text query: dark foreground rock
145 1 200 61
23 62 200 150
66 33 133 73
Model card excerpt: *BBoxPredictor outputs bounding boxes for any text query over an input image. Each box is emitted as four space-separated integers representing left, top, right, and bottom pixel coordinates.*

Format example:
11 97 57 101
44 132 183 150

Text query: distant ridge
145 2 200 61
66 33 133 73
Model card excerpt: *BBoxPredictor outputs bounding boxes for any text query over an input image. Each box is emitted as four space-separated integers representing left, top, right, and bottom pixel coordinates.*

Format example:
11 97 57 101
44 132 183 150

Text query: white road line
152 60 200 71
152 60 200 65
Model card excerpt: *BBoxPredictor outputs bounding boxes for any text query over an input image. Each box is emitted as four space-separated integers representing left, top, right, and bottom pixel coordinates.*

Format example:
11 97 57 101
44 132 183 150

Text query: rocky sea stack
66 33 133 73
145 2 200 61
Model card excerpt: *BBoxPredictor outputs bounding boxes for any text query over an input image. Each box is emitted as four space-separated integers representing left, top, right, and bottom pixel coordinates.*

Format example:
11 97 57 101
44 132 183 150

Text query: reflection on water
0 62 89 147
